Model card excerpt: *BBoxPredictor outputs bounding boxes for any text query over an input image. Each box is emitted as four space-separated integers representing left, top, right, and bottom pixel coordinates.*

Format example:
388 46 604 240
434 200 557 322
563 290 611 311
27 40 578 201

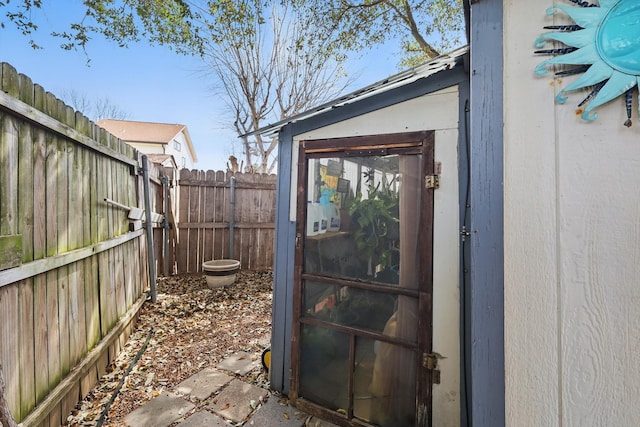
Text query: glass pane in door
302 280 418 341
354 336 417 427
299 324 350 410
304 155 421 290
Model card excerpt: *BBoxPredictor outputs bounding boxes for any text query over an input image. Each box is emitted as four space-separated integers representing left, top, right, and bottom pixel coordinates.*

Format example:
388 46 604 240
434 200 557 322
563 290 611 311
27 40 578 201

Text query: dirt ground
65 269 274 426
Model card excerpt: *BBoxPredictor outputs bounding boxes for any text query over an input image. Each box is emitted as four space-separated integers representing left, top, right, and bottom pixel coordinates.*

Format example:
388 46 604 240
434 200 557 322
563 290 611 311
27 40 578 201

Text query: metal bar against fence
141 155 157 302
229 176 236 258
162 175 170 276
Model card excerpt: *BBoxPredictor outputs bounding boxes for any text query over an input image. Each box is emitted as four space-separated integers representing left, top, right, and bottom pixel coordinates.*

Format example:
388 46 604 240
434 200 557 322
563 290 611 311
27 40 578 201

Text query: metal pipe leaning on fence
104 198 164 223
141 155 157 303
229 176 236 258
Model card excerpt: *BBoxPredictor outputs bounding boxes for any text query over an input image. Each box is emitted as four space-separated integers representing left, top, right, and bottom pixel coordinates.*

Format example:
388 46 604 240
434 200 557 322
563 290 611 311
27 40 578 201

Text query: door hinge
425 175 440 189
433 369 441 384
423 352 444 385
422 352 438 370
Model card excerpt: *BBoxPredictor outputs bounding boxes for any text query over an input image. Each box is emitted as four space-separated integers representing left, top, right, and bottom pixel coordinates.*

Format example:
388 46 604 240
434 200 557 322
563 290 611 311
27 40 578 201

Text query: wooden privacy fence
0 60 275 426
176 169 276 272
0 63 155 426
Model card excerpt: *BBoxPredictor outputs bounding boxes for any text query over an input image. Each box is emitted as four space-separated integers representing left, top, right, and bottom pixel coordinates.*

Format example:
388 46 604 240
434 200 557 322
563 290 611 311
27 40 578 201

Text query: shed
255 46 470 427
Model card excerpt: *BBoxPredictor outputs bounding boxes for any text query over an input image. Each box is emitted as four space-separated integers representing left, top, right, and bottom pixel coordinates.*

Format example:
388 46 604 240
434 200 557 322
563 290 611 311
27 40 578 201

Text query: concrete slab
123 392 194 427
175 368 233 400
209 379 269 423
217 351 259 375
179 410 228 427
246 396 308 426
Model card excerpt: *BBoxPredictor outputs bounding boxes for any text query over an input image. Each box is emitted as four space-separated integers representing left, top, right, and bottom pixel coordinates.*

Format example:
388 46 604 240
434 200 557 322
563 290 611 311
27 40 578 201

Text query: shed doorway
291 131 437 427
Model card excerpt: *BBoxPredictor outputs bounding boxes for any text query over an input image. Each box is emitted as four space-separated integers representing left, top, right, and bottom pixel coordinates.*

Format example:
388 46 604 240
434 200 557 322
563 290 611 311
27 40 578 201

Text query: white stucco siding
126 142 166 154
504 1 640 426
292 85 461 426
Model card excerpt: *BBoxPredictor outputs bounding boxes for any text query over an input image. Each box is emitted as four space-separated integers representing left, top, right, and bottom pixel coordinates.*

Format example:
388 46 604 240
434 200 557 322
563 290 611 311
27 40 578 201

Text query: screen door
290 131 437 427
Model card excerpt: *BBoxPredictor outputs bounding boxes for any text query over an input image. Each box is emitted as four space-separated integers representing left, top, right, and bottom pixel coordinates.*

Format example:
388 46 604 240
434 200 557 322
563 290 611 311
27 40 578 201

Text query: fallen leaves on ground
65 270 274 427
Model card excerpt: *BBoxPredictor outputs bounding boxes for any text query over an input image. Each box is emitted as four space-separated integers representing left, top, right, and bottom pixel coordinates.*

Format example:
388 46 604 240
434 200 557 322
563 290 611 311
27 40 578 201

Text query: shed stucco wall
504 1 640 426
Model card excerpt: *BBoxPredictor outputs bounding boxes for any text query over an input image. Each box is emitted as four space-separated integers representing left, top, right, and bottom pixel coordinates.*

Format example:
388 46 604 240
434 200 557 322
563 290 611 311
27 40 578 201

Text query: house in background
97 119 198 169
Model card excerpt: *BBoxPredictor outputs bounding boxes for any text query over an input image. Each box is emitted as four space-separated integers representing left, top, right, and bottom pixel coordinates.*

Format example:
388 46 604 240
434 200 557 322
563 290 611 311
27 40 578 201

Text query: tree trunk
0 364 18 427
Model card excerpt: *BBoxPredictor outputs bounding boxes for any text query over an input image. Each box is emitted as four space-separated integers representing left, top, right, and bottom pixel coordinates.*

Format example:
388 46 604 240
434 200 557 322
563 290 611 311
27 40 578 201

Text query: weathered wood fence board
0 62 152 425
176 170 276 272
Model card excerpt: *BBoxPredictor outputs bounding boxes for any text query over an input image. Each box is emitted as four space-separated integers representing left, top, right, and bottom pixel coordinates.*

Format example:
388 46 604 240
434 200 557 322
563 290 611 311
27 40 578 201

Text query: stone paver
123 392 195 427
246 396 308 426
120 353 341 427
305 416 341 426
179 410 229 427
176 368 233 400
209 379 269 423
217 351 259 375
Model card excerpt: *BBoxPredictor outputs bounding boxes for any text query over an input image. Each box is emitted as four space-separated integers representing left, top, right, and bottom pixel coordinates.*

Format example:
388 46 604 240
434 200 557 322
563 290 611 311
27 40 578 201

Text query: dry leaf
63 270 274 426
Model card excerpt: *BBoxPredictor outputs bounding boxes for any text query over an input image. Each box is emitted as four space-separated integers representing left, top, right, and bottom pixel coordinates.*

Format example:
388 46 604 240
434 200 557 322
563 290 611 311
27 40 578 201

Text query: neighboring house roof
147 153 178 169
97 119 198 163
247 45 469 139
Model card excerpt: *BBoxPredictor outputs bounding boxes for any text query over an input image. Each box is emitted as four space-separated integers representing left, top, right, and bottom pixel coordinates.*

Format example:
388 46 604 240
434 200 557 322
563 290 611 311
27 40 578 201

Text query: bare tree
203 2 351 174
60 89 131 122
93 97 131 121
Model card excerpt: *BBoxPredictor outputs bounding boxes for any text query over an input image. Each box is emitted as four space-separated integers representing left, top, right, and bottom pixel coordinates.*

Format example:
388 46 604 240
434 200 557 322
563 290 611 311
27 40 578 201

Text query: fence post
162 175 170 276
229 176 236 259
141 155 157 302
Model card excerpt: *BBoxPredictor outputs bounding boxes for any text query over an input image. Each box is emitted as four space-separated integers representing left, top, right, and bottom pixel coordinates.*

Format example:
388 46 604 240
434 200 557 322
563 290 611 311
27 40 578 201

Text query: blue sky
0 5 402 172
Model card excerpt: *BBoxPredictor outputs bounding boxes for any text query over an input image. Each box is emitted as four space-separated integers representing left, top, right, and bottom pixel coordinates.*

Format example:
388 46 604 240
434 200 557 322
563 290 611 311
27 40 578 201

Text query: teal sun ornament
535 0 640 126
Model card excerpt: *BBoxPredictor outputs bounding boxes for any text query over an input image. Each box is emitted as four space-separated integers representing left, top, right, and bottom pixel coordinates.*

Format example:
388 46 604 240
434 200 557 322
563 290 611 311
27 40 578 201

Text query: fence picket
0 284 19 420
45 270 60 391
18 278 35 419
33 274 48 405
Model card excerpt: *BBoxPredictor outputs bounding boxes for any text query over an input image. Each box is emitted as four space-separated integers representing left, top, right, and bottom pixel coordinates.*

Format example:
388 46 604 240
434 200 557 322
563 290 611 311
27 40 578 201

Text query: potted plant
347 171 399 282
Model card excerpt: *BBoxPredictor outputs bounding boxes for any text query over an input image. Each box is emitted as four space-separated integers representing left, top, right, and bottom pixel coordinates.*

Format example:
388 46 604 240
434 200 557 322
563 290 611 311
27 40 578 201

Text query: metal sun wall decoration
535 0 640 126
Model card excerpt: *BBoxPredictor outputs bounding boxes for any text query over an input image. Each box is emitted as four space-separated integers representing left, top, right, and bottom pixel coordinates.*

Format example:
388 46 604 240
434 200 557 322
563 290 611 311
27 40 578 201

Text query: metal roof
245 45 469 138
